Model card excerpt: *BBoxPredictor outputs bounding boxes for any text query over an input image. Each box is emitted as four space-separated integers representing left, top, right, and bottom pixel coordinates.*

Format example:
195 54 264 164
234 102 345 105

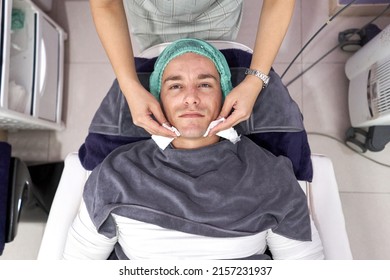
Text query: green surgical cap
149 38 233 100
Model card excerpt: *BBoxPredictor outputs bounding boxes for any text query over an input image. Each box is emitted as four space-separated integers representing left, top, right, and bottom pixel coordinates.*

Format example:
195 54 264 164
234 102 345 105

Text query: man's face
160 53 222 139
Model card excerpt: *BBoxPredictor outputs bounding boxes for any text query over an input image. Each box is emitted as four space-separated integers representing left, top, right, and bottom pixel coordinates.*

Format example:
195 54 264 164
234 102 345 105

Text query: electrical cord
278 1 390 168
284 3 390 87
308 132 390 168
280 0 359 79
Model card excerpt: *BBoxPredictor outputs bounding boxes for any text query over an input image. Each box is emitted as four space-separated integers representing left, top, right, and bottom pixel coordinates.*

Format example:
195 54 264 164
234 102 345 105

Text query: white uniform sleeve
62 199 117 260
266 218 325 260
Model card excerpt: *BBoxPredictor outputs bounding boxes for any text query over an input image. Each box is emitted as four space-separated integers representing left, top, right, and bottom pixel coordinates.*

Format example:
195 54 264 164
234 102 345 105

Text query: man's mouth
179 112 205 118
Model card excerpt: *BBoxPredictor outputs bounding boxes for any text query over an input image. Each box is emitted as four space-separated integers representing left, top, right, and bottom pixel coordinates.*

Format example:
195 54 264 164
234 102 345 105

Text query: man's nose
184 86 200 105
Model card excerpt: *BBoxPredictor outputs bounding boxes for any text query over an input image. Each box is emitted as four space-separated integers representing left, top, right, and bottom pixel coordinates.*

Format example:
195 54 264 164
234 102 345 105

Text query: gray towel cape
83 137 311 242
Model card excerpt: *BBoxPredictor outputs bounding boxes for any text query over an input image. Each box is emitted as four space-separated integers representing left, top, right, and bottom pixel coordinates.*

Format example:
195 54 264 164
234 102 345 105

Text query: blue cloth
78 49 313 181
0 142 11 255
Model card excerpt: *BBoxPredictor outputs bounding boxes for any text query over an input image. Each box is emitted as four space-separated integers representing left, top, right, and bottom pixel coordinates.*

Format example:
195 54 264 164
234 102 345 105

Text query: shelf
0 107 64 130
329 0 390 16
0 0 66 131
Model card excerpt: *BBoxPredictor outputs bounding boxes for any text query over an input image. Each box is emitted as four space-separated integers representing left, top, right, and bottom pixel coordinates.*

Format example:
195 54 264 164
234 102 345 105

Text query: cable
277 2 390 166
276 2 390 168
284 3 390 87
308 132 390 168
280 0 359 79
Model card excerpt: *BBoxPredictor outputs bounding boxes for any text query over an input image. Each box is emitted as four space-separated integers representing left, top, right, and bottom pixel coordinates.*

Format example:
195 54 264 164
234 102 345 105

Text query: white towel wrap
152 118 240 150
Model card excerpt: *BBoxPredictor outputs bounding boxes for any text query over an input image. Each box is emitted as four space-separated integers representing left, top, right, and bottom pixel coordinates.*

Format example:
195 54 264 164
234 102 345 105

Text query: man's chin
175 127 208 139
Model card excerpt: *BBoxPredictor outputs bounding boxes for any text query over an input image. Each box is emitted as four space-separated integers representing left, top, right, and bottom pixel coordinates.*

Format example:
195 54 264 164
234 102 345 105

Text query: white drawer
33 14 61 122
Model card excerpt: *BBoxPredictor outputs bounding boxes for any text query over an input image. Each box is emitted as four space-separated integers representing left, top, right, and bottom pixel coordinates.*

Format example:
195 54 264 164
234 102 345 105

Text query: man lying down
63 38 324 260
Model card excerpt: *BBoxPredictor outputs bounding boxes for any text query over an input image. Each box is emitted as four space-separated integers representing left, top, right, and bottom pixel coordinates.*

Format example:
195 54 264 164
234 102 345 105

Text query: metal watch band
245 68 270 88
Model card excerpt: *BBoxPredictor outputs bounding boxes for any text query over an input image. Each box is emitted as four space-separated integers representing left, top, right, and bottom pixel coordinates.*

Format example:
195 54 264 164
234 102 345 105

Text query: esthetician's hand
90 0 176 138
123 81 178 137
208 0 295 134
208 75 263 135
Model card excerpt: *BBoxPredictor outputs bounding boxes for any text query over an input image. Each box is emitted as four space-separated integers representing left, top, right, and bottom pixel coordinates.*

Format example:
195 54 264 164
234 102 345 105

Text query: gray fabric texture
83 137 311 241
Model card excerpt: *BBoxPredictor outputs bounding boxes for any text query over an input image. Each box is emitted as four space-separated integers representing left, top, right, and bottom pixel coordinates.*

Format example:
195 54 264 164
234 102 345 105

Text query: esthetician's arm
210 0 296 134
89 0 176 137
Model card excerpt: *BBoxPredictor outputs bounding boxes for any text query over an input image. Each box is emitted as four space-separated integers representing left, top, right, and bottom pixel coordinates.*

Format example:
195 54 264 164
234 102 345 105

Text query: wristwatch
245 68 270 88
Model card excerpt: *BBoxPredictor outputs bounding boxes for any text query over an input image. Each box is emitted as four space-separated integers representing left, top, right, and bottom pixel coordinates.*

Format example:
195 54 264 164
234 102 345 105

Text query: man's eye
169 84 182 90
199 83 211 88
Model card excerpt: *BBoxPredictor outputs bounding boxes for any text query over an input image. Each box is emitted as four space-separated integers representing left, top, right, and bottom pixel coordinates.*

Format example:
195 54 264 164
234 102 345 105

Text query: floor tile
302 62 351 140
56 1 109 64
7 130 51 162
309 134 390 193
6 0 390 261
301 0 390 64
340 192 390 260
237 0 302 64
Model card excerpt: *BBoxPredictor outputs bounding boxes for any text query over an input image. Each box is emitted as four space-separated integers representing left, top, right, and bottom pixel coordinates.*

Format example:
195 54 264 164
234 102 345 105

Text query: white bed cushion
38 153 352 260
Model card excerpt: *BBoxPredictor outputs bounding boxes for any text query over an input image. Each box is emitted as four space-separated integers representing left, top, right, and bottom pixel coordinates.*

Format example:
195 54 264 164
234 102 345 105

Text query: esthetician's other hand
208 75 263 135
208 0 295 135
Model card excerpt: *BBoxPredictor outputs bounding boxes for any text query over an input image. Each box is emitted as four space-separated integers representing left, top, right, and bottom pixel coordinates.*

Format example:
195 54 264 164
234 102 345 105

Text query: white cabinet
0 0 66 130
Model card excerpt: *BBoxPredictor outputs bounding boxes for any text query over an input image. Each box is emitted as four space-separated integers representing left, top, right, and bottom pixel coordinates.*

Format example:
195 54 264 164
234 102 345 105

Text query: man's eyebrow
198 73 219 82
163 75 183 84
163 73 219 84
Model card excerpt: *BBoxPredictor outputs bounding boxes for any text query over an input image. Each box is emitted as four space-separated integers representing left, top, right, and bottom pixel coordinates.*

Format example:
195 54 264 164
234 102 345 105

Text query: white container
345 24 390 127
